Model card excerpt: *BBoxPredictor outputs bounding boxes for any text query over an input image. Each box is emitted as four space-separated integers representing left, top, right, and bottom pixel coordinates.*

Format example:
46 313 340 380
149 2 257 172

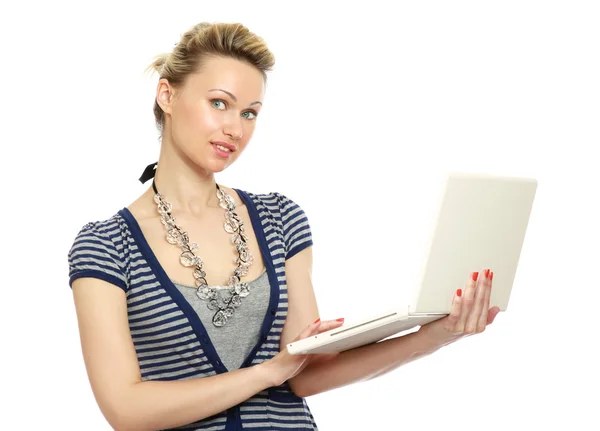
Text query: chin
204 158 235 174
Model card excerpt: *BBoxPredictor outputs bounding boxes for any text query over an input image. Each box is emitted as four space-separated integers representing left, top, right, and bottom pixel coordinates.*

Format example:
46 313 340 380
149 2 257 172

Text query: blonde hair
146 22 275 133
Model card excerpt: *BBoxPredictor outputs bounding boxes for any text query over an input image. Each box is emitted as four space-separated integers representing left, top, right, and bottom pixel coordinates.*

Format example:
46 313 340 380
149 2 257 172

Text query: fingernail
472 272 479 281
313 318 321 324
490 271 494 280
336 318 345 322
457 288 462 297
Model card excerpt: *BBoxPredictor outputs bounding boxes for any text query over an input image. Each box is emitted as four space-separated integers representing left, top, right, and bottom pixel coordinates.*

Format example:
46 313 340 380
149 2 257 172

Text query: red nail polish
490 272 494 280
457 288 462 297
313 318 321 324
336 318 345 322
472 272 479 281
485 269 490 279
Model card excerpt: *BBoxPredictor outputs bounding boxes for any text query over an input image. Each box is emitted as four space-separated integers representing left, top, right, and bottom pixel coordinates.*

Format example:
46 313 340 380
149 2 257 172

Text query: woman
68 22 500 431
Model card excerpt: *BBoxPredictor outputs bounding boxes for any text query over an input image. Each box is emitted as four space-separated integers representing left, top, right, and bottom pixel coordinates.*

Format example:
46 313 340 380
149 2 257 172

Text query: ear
156 78 175 115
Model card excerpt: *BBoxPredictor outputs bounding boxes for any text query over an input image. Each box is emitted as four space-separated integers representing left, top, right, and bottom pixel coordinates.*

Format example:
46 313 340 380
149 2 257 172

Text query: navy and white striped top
67 190 318 430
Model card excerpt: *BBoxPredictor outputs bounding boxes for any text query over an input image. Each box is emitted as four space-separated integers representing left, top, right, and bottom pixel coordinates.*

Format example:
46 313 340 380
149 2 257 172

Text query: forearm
291 327 458 398
111 363 273 431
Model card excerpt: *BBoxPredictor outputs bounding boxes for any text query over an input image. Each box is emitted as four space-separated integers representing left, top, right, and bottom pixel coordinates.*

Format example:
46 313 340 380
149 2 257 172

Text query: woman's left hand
422 268 501 343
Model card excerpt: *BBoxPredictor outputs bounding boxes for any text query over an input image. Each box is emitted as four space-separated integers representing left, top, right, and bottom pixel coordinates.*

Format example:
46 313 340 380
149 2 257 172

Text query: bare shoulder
219 184 248 208
126 187 157 221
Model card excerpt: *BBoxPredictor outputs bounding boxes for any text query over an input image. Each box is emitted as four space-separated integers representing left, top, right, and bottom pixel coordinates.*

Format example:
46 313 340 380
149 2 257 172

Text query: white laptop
287 172 538 355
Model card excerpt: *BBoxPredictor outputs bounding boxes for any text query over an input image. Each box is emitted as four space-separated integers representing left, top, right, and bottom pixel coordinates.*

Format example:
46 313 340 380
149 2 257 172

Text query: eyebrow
208 88 262 107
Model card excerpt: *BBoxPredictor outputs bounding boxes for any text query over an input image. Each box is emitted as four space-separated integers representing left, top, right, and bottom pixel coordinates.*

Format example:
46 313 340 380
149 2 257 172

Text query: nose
223 115 244 141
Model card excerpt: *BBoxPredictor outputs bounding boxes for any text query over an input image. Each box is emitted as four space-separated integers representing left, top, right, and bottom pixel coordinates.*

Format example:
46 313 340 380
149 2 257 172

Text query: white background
1 0 599 429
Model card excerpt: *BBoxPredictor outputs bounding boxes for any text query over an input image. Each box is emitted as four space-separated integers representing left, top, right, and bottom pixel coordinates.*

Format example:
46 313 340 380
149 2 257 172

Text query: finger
443 288 463 333
466 268 490 333
487 306 501 325
315 319 345 334
294 318 322 341
476 271 493 331
456 271 479 332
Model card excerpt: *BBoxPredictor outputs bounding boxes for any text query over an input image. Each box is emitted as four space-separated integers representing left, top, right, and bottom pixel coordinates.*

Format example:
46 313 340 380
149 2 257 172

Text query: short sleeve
276 193 314 260
67 221 128 292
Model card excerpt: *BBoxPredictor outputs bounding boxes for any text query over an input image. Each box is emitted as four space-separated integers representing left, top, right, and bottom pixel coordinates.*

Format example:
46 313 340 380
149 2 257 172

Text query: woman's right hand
263 318 344 387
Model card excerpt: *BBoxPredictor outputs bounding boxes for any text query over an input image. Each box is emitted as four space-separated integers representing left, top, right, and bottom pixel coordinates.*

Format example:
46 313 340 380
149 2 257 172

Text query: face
156 55 265 174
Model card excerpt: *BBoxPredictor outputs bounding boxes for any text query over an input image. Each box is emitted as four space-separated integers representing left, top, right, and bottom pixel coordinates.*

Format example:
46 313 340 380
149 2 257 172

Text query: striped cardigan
68 190 318 430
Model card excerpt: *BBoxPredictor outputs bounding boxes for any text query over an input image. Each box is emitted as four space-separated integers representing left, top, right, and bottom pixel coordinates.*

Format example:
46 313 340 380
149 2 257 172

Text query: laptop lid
410 172 538 314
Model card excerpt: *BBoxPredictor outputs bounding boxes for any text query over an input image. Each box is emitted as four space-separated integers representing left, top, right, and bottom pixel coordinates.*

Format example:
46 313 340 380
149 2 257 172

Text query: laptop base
287 309 446 355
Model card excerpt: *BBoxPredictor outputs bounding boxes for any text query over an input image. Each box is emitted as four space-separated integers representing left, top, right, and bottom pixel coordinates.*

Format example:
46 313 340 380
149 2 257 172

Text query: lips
211 141 236 152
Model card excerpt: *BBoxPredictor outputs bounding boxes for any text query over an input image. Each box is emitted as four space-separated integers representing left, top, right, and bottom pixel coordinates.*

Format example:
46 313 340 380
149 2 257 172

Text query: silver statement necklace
152 179 254 327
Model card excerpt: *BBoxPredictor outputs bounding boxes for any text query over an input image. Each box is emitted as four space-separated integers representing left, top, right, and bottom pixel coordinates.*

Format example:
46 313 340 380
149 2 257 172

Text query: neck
151 151 220 216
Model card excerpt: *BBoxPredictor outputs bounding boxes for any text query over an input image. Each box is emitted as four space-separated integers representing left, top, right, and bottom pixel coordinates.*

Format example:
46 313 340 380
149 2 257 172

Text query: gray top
172 269 271 371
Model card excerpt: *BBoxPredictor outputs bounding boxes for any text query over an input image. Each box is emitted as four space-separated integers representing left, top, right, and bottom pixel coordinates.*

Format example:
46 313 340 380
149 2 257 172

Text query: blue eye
242 111 257 120
212 99 226 110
